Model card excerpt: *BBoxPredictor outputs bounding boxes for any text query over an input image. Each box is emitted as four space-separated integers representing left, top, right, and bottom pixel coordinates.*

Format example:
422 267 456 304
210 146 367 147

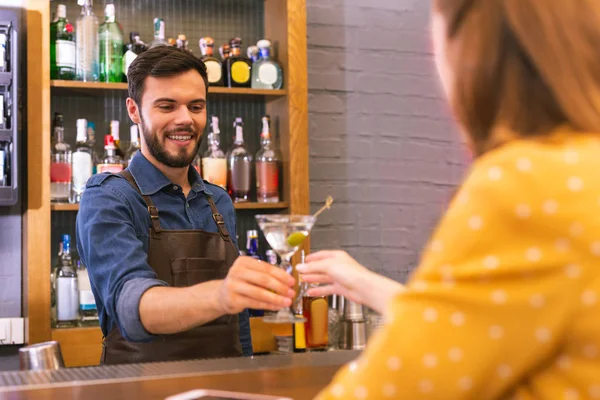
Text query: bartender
76 46 295 365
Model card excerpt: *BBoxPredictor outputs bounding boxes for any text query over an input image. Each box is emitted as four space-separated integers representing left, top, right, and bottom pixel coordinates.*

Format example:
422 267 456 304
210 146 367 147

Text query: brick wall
306 0 470 282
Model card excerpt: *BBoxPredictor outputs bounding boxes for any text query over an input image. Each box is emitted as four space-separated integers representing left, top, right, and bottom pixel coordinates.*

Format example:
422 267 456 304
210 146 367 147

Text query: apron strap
118 169 163 238
206 195 233 243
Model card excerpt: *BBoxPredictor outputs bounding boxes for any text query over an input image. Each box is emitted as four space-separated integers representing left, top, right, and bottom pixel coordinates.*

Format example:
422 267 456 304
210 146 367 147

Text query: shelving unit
24 0 309 367
50 80 287 96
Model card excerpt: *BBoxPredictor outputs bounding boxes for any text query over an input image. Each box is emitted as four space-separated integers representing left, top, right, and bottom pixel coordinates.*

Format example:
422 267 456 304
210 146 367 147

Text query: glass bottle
227 117 252 202
302 282 329 350
256 116 281 203
192 151 202 175
70 118 93 204
109 120 124 158
219 43 231 86
55 234 79 328
87 121 99 175
123 32 147 79
50 241 62 327
226 38 252 88
50 113 72 203
150 18 168 48
176 34 192 53
50 4 76 80
266 249 278 265
125 124 140 167
252 39 283 90
199 37 223 86
201 115 227 189
76 0 99 82
246 230 261 260
77 259 98 326
97 134 123 173
247 45 259 64
99 3 124 83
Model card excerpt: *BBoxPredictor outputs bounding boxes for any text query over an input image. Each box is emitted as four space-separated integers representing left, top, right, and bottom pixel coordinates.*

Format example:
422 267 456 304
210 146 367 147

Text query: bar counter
0 350 361 400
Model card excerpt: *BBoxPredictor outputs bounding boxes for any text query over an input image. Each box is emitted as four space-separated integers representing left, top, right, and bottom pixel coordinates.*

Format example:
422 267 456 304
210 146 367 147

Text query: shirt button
173 185 179 191
186 203 190 208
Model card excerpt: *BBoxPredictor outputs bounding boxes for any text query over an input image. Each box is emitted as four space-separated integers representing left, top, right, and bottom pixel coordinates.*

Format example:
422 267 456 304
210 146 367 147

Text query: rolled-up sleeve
76 180 167 342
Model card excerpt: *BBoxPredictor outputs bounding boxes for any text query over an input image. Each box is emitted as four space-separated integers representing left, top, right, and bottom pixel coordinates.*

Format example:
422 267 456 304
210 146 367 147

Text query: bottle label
79 290 97 310
231 61 250 83
202 158 227 189
258 63 278 85
124 50 137 76
97 163 123 173
72 152 93 190
57 277 79 321
205 60 222 84
56 40 76 69
51 162 72 183
256 161 279 199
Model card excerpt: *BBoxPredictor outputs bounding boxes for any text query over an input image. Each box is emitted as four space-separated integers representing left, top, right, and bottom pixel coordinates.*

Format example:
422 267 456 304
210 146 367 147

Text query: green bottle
50 4 76 80
99 3 124 83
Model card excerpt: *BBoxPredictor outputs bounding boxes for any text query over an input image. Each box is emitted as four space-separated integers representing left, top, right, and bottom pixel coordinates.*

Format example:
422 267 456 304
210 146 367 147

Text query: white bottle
70 118 93 203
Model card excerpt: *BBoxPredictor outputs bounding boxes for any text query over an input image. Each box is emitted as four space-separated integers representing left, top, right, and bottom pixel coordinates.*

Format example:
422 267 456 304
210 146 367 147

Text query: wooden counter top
0 350 360 400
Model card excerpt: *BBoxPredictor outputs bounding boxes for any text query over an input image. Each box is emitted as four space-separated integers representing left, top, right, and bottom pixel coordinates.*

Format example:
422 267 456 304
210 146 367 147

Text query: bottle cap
110 120 120 140
211 115 220 134
229 37 242 48
177 33 186 41
105 3 115 17
234 117 243 127
104 134 115 148
257 39 272 49
246 230 258 238
76 119 87 141
56 4 67 19
130 124 139 142
54 112 64 127
62 234 70 245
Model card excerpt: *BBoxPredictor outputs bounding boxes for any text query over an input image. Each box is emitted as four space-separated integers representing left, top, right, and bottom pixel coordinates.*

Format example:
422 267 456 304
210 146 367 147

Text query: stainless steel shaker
19 341 65 371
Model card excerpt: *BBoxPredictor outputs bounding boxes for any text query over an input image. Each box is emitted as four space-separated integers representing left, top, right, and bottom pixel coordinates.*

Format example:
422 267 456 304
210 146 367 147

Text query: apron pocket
170 257 232 326
170 257 228 287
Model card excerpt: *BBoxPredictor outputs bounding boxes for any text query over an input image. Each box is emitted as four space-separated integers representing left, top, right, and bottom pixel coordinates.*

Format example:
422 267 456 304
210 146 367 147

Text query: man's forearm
139 280 225 335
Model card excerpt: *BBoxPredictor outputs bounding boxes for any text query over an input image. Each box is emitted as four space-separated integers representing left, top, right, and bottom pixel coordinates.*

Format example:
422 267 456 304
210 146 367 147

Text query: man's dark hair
127 46 209 106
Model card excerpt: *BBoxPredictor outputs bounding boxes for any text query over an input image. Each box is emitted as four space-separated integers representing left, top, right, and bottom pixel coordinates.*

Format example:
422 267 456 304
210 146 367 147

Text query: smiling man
76 46 295 365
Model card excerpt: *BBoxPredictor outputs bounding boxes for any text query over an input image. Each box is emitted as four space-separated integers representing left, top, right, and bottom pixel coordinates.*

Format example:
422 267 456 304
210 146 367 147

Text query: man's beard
139 116 201 168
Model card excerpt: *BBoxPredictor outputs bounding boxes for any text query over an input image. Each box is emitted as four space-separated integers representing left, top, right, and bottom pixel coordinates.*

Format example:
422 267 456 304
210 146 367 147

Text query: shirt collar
127 151 212 196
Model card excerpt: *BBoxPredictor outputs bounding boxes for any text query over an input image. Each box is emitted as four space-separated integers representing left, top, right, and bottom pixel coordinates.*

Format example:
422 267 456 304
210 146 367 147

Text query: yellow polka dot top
316 130 600 400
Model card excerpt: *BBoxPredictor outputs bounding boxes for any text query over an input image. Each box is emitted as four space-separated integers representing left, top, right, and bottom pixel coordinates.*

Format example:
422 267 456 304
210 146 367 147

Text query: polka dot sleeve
315 146 596 399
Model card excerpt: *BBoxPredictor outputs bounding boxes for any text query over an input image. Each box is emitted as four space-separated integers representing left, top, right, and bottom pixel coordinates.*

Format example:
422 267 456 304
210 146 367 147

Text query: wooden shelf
51 202 289 212
50 80 287 96
51 326 103 367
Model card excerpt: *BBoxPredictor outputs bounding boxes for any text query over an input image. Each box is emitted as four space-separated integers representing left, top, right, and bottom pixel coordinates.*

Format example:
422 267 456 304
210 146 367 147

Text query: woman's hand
296 250 405 314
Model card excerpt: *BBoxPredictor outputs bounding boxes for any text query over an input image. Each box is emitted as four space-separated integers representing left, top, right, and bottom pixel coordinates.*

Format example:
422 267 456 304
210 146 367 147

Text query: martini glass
255 214 316 323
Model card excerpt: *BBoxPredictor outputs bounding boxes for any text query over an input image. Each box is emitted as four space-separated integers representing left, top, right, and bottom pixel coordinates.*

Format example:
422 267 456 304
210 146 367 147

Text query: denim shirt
76 151 252 356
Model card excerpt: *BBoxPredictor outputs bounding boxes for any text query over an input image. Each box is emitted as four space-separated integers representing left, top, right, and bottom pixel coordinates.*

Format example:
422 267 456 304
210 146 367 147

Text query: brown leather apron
100 170 243 365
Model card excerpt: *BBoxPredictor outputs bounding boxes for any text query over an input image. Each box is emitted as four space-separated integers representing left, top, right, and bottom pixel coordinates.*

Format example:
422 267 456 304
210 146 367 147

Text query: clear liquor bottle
50 4 76 80
70 118 93 204
149 18 169 48
97 135 123 173
199 37 223 86
77 259 98 326
251 40 283 90
99 3 124 83
201 116 227 189
227 117 252 202
246 230 261 260
50 113 72 203
76 0 99 82
225 38 252 88
125 124 140 167
256 116 281 203
55 234 79 328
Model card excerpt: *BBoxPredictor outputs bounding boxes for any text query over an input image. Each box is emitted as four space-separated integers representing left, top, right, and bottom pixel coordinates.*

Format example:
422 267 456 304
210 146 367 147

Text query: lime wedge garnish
286 231 307 247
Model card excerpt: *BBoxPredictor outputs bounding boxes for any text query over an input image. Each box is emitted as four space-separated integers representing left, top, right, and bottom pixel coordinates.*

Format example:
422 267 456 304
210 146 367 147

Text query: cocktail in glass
255 214 316 323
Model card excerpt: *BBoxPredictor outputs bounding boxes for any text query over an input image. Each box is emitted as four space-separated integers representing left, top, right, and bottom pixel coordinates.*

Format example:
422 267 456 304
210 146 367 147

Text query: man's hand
218 256 296 315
